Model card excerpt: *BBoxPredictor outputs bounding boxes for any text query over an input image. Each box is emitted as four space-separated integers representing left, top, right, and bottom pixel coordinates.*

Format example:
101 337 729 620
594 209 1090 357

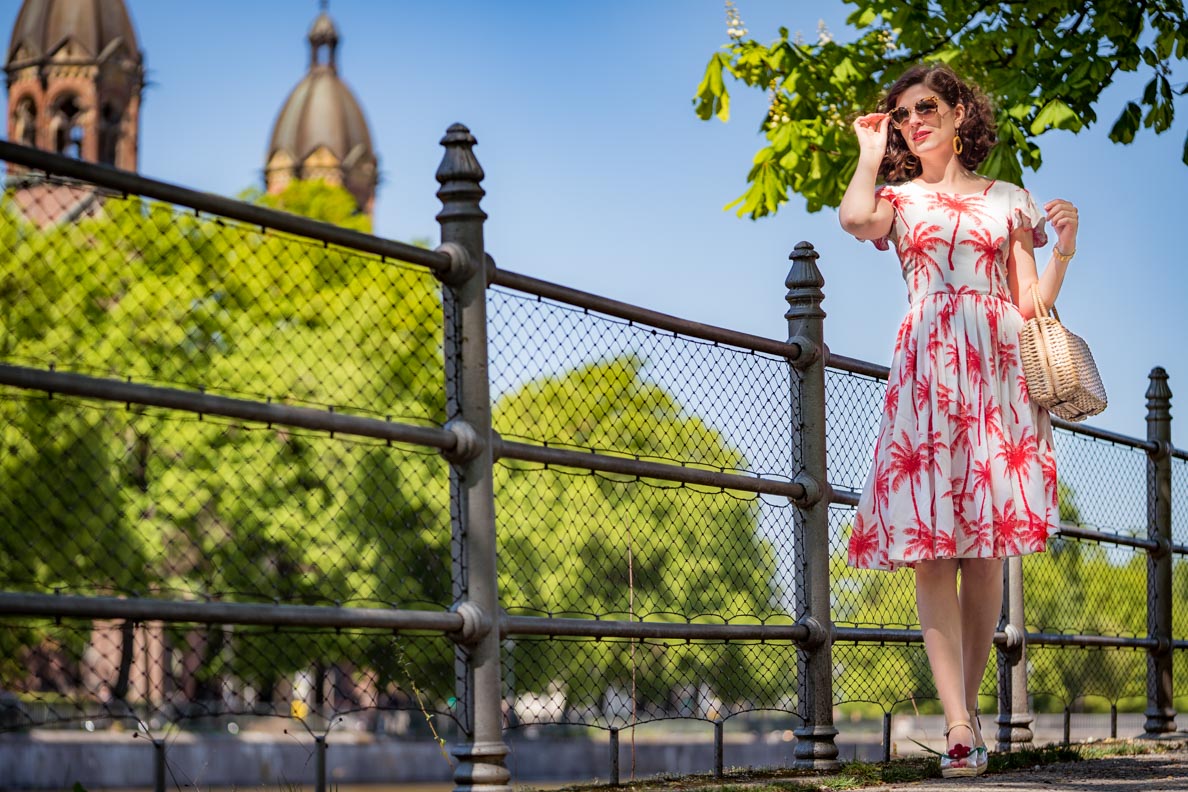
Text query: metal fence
0 128 1182 791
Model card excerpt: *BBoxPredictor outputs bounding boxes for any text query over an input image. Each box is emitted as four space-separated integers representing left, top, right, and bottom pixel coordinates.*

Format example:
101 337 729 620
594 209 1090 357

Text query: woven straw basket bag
1019 284 1107 422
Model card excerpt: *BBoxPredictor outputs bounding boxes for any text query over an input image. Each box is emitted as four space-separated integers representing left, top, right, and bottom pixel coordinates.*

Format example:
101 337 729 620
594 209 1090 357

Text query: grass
528 738 1187 792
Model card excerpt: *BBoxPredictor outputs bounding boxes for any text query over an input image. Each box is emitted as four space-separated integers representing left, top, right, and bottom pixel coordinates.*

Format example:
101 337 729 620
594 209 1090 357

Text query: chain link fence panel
501 634 799 730
1023 537 1147 637
0 617 461 737
0 176 462 747
1026 645 1147 711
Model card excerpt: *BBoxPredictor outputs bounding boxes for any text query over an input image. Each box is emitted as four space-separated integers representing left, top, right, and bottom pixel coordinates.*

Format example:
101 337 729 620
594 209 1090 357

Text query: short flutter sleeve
868 184 900 251
1010 186 1048 248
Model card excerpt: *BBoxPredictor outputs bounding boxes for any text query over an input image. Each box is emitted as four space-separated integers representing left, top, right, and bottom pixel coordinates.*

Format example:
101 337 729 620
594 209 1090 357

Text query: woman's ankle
968 708 985 747
945 720 975 754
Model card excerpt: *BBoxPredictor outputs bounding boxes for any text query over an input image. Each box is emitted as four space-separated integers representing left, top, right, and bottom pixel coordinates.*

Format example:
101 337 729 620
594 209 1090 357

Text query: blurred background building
4 0 378 220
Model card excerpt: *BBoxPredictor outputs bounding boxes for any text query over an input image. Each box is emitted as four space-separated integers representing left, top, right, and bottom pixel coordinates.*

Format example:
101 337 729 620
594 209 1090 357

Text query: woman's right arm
839 113 894 241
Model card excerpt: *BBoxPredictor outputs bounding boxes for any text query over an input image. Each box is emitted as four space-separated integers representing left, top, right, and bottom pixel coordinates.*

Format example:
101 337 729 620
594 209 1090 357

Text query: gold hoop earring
953 134 964 155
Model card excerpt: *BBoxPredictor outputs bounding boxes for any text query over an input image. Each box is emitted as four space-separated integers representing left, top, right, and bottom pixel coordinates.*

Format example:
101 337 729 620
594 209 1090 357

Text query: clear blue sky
3 0 1185 448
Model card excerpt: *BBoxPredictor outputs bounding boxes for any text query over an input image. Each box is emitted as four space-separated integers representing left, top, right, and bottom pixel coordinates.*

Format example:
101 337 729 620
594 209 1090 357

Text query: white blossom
817 20 833 45
725 1 748 40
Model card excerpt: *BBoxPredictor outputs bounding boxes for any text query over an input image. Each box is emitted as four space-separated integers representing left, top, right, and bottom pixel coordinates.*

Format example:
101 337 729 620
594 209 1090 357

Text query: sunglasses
887 96 943 129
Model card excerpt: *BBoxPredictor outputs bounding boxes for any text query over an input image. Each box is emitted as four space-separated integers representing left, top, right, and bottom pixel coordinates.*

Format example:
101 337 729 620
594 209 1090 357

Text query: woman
838 64 1078 778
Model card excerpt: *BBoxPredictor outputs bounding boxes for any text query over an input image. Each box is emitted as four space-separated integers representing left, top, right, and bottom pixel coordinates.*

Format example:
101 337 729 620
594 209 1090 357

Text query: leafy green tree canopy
696 0 1187 217
239 179 372 233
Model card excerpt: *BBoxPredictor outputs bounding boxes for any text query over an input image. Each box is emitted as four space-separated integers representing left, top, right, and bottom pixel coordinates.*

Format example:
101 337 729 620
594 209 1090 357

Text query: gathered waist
909 289 1016 308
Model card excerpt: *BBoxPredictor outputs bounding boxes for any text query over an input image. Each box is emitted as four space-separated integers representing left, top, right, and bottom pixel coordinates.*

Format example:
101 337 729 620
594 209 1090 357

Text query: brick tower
4 0 145 223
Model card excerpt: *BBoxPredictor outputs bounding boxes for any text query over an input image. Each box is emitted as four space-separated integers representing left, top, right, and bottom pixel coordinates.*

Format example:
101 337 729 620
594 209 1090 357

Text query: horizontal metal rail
1049 417 1157 452
0 592 463 632
1027 632 1157 650
837 626 1014 647
495 438 806 499
492 270 800 360
834 626 924 643
1054 524 1159 552
1 592 1168 651
0 364 456 451
0 140 450 275
827 353 890 381
502 615 809 643
836 626 1157 651
1173 447 1188 461
829 487 861 508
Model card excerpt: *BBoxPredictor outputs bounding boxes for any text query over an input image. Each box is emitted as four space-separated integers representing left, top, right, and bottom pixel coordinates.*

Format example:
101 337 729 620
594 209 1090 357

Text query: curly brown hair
877 64 997 183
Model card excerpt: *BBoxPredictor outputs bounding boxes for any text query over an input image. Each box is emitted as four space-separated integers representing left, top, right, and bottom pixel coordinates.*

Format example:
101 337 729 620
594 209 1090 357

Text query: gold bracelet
1053 245 1075 264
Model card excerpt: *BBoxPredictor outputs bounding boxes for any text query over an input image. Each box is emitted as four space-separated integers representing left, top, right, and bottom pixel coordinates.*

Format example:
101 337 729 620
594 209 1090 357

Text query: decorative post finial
785 242 825 320
785 241 826 368
1146 366 1173 423
436 124 487 226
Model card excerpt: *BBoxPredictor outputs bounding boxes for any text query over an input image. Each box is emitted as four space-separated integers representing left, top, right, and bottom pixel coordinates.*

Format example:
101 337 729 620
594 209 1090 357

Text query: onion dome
265 6 378 214
6 0 141 69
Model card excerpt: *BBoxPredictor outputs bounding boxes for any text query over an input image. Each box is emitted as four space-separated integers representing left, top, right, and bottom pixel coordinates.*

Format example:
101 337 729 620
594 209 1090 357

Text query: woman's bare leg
915 558 974 754
958 557 1004 746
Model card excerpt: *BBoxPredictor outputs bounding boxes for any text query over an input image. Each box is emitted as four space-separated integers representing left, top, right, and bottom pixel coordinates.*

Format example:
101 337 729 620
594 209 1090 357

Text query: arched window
51 95 84 158
99 102 121 165
13 98 37 147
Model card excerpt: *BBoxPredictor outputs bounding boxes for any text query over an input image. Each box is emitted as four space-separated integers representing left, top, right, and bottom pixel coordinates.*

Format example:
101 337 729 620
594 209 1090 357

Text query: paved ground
877 746 1188 791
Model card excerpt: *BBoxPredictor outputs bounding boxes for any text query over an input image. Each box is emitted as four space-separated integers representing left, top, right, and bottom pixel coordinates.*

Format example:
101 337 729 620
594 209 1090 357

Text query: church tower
5 0 145 170
266 4 379 216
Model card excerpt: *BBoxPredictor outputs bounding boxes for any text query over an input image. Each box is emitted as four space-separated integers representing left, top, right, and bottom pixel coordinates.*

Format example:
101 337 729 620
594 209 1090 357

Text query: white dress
847 180 1059 571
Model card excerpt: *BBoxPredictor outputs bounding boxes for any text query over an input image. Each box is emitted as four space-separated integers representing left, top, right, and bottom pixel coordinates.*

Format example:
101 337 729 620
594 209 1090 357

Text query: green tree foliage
240 181 372 234
1 181 783 714
696 0 1187 217
493 357 791 707
0 179 446 699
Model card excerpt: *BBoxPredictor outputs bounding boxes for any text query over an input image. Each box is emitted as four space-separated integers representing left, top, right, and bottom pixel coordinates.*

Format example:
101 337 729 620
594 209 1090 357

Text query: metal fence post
995 556 1033 751
609 727 620 785
153 738 165 792
436 123 510 790
315 735 327 792
714 720 724 778
1143 366 1176 738
785 241 839 770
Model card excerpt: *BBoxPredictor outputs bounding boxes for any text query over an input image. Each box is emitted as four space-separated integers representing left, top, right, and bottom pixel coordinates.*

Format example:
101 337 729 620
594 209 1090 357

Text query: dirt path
876 748 1188 791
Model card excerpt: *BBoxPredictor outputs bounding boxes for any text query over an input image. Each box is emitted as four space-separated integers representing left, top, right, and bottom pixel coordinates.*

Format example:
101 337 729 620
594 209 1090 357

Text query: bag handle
1029 283 1060 322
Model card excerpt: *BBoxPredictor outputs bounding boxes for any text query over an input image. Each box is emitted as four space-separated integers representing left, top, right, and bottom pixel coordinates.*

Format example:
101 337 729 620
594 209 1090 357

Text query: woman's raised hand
853 113 890 161
1044 199 1079 257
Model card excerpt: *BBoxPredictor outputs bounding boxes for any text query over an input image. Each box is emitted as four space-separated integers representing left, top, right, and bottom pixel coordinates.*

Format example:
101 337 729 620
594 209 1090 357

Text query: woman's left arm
1008 198 1080 320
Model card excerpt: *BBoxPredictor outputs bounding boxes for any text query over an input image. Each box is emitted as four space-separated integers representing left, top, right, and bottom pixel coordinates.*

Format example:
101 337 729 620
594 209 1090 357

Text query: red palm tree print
848 514 880 567
888 429 949 529
928 192 987 270
899 220 946 291
997 427 1039 515
959 227 1004 282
